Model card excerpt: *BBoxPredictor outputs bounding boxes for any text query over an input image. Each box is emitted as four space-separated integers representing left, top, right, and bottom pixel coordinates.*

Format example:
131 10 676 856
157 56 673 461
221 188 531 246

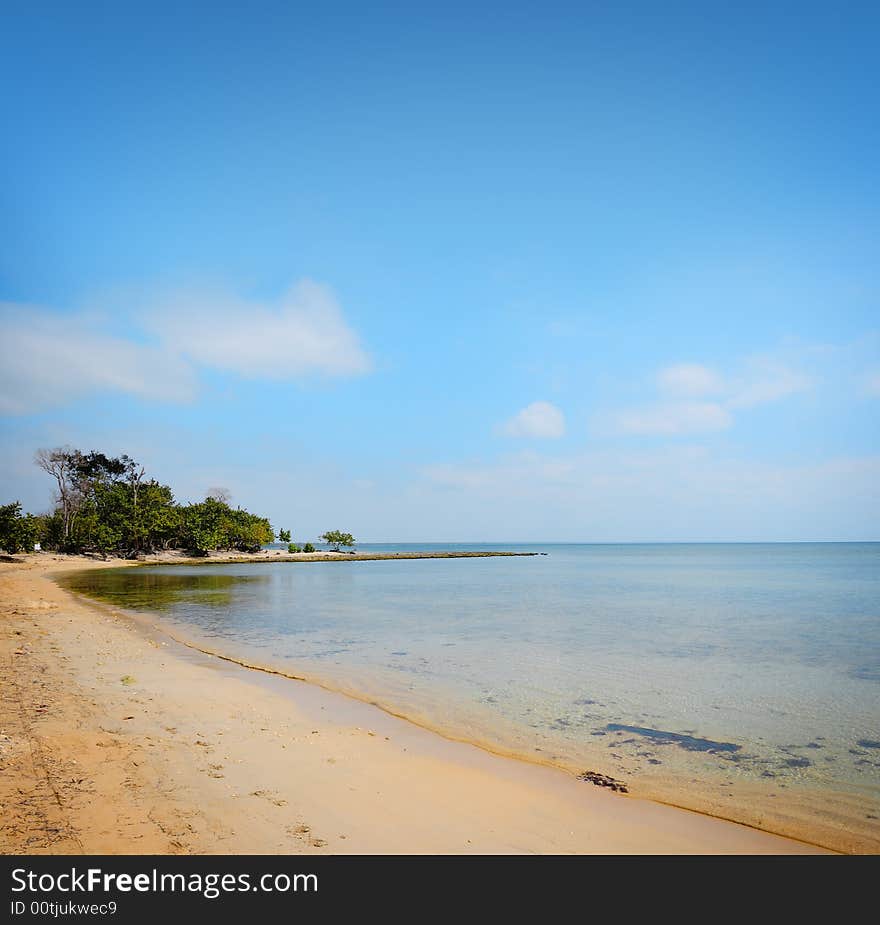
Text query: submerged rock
577 770 628 793
604 723 741 754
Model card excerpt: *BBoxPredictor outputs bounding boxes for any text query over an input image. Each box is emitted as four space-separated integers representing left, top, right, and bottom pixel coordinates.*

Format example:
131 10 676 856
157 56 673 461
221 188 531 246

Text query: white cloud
502 401 566 439
616 401 732 435
425 450 576 491
417 448 880 541
658 363 724 397
145 279 371 379
0 303 197 414
614 353 813 436
727 358 813 409
0 280 371 414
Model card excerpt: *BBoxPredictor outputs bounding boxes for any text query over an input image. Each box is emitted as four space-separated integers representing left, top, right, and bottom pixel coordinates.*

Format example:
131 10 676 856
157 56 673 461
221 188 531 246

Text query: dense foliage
0 502 37 554
0 447 275 557
320 530 356 551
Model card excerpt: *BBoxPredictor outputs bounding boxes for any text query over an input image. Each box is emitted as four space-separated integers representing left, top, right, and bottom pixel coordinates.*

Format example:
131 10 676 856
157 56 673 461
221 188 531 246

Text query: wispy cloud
726 358 813 409
0 280 371 415
613 353 813 436
425 450 576 491
501 401 566 439
145 279 371 379
0 303 197 414
617 401 732 435
657 363 725 397
418 447 880 540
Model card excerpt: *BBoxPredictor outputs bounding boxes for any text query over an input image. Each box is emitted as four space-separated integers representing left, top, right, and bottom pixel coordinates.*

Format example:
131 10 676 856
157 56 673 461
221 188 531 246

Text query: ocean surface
62 543 880 850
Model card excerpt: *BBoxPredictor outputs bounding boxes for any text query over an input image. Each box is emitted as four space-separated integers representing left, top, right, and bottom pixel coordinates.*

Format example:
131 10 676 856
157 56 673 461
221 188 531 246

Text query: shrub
288 543 302 553
303 542 315 553
320 530 355 551
0 501 37 553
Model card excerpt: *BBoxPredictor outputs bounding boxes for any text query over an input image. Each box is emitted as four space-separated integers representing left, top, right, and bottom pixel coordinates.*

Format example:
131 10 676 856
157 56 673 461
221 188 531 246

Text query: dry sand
0 554 829 855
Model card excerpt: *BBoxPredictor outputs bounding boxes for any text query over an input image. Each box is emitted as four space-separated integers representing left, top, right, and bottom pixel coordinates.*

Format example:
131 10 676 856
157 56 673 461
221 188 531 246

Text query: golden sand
0 555 828 854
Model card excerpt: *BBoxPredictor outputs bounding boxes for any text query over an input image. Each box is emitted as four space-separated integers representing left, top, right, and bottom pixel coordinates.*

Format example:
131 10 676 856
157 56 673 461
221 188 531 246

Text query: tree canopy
320 530 356 551
0 447 276 557
0 502 37 554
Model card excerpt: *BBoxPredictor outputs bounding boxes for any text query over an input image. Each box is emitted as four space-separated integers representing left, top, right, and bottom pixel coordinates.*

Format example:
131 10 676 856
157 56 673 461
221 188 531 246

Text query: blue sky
2 2 878 541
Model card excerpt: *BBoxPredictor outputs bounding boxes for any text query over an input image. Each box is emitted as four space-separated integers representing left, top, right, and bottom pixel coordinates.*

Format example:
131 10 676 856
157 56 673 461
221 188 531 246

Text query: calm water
63 543 880 848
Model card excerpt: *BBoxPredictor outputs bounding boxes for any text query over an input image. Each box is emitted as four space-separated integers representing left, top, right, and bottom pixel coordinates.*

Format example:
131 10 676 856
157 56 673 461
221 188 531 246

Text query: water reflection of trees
62 570 268 612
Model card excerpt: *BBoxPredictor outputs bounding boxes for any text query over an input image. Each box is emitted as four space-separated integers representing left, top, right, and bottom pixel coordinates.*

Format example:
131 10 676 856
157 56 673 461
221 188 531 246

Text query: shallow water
62 543 880 850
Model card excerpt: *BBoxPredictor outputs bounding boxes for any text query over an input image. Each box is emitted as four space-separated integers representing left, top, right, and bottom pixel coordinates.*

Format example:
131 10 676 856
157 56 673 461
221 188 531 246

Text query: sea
61 542 880 851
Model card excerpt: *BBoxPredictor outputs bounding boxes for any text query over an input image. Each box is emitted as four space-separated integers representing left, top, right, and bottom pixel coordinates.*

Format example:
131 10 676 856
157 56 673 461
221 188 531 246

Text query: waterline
61 542 880 852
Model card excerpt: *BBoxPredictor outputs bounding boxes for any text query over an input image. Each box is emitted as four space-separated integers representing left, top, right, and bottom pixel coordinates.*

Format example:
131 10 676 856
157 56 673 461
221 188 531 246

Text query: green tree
320 530 356 552
34 448 152 554
32 510 64 549
180 498 227 554
32 445 275 557
226 507 274 552
180 497 274 554
141 483 181 550
278 528 291 543
0 502 37 553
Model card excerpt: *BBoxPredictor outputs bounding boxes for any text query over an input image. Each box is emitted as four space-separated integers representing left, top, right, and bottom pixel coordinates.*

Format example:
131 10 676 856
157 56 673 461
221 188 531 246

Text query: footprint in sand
250 789 288 806
284 823 328 848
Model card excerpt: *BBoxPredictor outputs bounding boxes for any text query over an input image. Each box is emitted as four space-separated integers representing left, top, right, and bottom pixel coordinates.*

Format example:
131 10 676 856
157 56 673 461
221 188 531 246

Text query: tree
320 530 355 552
34 447 81 543
180 497 227 554
179 497 274 554
35 447 148 552
0 502 36 553
225 506 274 552
278 528 291 543
31 445 275 556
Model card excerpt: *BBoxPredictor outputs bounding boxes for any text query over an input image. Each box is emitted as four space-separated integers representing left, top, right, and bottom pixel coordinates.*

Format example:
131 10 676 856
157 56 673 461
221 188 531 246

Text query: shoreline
50 548 544 566
1 554 833 854
95 604 850 852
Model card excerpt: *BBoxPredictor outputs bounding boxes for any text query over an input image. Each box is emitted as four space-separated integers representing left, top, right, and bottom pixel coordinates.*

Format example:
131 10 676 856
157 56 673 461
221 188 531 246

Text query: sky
1 1 878 542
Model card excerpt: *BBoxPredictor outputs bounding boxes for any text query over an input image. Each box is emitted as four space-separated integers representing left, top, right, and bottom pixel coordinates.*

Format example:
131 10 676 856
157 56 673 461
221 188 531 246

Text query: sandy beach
0 554 829 855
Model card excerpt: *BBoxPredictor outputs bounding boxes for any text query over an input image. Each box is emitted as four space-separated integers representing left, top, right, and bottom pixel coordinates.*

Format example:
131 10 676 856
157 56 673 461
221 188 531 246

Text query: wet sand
0 554 829 854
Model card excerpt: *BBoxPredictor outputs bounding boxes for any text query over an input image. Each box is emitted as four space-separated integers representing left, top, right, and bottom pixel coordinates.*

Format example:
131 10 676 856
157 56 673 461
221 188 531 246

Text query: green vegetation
303 542 316 553
0 446 275 558
0 502 38 554
178 495 274 556
320 530 356 552
278 528 291 543
287 543 302 553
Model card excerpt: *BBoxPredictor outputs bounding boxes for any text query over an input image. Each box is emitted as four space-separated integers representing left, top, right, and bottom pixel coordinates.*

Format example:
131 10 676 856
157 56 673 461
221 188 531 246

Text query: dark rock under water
577 771 628 793
604 723 741 754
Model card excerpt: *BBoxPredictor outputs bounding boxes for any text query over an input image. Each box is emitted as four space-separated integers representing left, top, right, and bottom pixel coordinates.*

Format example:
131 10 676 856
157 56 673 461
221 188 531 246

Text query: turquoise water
63 543 880 849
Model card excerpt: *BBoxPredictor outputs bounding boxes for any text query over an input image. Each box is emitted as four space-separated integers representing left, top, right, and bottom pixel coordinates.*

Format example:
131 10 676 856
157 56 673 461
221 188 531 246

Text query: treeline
0 447 274 557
